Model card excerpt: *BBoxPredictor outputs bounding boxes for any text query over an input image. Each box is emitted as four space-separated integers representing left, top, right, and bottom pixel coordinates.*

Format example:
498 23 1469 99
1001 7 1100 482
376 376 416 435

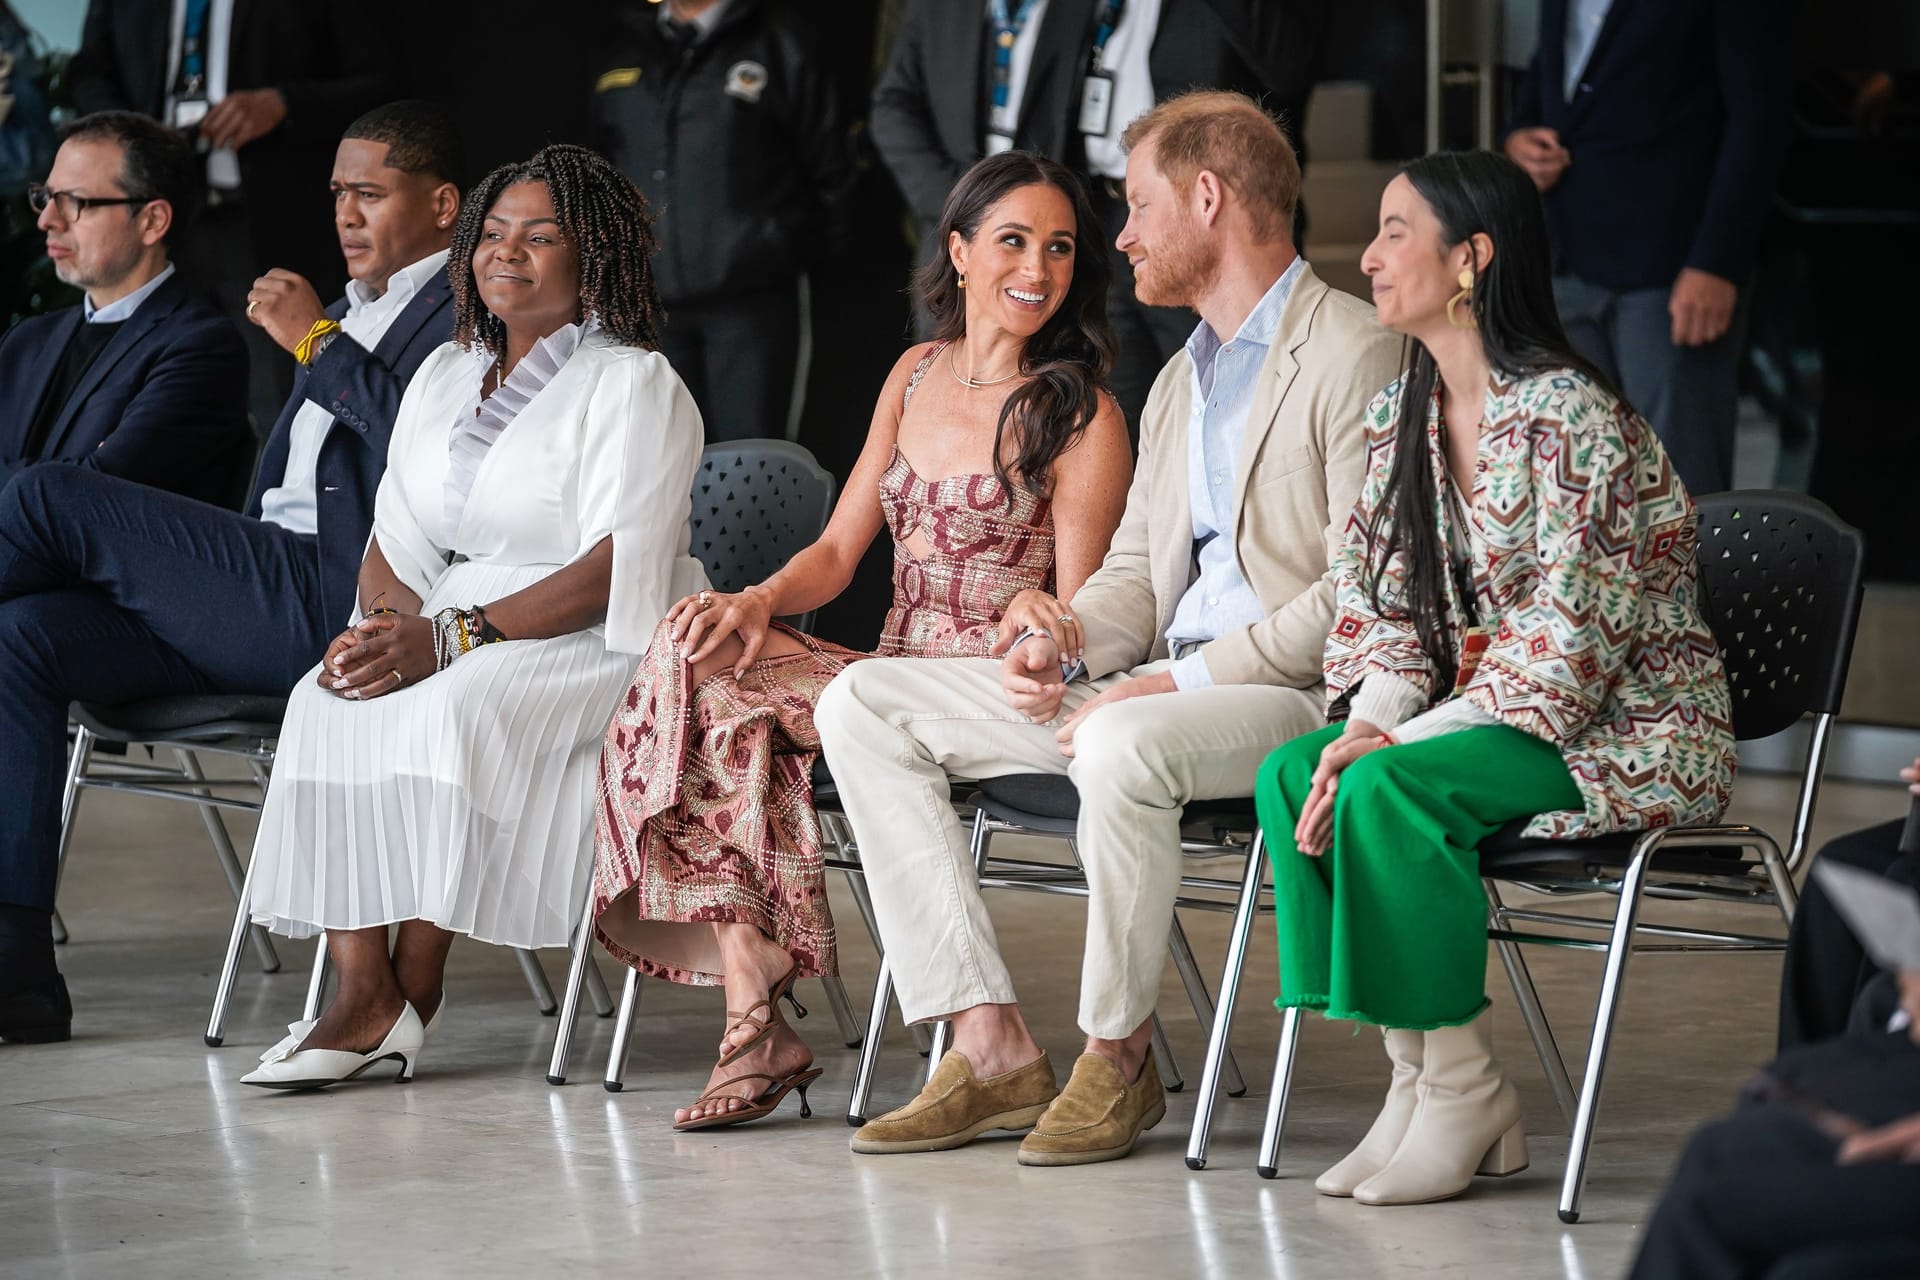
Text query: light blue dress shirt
1562 0 1614 100
82 262 175 324
1163 256 1305 690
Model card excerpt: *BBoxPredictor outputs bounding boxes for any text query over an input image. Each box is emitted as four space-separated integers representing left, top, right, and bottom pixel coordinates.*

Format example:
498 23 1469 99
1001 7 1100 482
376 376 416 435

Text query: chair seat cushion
1478 818 1754 881
71 694 288 744
973 773 1259 836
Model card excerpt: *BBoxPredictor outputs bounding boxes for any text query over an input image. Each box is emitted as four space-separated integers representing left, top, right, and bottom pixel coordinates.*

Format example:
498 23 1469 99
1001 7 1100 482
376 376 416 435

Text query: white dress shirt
1082 0 1162 181
258 249 450 535
165 0 240 190
1562 0 1615 100
82 262 176 324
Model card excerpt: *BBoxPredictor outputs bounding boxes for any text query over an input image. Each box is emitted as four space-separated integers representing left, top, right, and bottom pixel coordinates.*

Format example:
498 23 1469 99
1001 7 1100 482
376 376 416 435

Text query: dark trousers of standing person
1092 181 1194 445
175 197 290 439
0 467 332 980
659 282 801 442
1778 821 1919 1052
1553 274 1751 495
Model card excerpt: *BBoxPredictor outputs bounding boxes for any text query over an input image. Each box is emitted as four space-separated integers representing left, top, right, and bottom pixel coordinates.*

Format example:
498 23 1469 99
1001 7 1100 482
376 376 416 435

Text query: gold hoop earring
1446 268 1476 330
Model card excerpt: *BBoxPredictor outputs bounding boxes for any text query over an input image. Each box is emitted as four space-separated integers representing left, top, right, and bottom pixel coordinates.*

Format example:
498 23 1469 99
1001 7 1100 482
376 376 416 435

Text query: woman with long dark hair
590 151 1131 1130
242 145 707 1089
1253 150 1735 1205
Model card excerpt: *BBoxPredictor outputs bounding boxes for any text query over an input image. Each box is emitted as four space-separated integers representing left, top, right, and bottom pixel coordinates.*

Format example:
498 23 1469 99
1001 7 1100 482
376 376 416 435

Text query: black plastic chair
1228 492 1864 1221
837 766 1265 1127
547 439 858 1086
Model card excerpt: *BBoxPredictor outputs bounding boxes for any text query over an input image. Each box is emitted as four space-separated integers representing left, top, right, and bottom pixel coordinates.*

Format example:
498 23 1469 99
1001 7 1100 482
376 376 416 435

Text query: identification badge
171 97 209 129
1451 625 1493 696
1078 71 1114 137
985 131 1015 156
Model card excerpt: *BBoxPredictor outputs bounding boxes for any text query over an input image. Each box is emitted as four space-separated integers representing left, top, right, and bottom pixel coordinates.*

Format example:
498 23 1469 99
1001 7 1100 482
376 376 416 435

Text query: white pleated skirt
248 559 642 949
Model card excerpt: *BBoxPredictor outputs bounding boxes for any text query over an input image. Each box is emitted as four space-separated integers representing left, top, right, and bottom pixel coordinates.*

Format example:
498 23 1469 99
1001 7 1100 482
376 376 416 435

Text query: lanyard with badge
1077 0 1126 139
986 0 1041 155
171 0 212 131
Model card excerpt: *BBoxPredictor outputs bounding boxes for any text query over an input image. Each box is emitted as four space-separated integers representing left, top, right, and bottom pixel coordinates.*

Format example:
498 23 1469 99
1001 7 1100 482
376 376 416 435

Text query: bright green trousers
1255 722 1583 1030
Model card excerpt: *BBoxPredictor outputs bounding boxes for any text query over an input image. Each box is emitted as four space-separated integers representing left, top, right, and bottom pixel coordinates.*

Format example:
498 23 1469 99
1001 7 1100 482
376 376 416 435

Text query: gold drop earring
957 271 967 289
1446 268 1477 329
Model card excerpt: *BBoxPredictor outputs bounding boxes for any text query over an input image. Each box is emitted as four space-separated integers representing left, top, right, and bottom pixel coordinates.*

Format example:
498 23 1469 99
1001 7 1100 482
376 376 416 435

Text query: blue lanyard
1090 0 1125 64
988 0 1041 112
181 0 211 85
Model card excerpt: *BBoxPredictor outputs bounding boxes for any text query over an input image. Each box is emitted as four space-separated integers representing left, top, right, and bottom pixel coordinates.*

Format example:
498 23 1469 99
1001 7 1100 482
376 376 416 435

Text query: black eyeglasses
27 185 157 221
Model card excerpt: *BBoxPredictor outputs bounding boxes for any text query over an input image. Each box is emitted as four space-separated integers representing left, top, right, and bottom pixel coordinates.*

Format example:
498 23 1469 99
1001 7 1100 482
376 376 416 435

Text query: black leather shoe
0 973 72 1043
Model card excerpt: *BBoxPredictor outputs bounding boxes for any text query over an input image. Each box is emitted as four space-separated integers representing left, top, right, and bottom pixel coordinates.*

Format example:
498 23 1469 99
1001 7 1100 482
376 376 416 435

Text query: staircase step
1301 159 1398 246
1305 80 1372 165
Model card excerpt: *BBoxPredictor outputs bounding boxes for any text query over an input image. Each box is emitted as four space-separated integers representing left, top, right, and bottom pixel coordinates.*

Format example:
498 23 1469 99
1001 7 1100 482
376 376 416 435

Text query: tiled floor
2 765 1907 1279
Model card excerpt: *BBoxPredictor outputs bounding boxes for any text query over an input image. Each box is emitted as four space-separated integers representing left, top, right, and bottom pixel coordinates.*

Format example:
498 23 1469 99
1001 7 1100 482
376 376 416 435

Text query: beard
1134 211 1220 309
54 238 145 293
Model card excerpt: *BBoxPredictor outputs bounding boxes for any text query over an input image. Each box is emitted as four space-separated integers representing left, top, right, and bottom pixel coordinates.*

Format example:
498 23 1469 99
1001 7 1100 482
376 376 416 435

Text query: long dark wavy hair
1364 150 1624 687
916 151 1116 502
450 144 664 357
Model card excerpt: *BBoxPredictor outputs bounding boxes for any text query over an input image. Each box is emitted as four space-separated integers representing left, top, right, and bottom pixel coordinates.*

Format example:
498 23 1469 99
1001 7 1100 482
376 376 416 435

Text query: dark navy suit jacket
1508 0 1792 292
0 272 251 505
245 267 454 629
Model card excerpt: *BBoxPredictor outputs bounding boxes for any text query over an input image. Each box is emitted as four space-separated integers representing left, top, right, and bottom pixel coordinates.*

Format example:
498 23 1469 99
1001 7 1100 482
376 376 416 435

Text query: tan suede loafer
1016 1051 1166 1166
850 1050 1057 1154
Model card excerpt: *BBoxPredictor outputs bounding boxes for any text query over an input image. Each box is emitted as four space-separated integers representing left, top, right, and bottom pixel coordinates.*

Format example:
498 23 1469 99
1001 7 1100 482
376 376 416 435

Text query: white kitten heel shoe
257 992 445 1065
242 1001 426 1091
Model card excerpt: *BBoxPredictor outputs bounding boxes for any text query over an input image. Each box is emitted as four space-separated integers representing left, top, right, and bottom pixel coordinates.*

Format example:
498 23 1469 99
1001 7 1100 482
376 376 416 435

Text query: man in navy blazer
1505 0 1791 494
0 111 249 504
0 101 463 1044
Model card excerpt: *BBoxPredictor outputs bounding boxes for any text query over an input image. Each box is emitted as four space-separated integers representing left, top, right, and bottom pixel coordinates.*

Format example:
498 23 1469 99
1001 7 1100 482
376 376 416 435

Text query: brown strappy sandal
715 959 807 1070
672 1065 824 1132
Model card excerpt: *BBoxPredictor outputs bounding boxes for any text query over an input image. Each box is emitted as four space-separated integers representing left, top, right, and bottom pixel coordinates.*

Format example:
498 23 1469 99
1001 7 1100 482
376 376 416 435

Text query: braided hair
449 144 664 357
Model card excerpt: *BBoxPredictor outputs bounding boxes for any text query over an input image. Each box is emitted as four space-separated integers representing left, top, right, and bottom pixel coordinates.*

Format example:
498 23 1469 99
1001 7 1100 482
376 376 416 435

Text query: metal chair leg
1485 880 1576 1130
847 952 894 1126
603 967 643 1092
1255 1006 1303 1178
518 948 559 1015
303 935 330 1022
1557 841 1655 1224
1184 831 1267 1171
1149 1012 1184 1091
204 853 260 1046
1169 914 1245 1096
545 874 600 1084
50 725 94 946
584 950 614 1018
835 827 927 1055
174 748 279 974
925 1018 951 1083
823 975 863 1048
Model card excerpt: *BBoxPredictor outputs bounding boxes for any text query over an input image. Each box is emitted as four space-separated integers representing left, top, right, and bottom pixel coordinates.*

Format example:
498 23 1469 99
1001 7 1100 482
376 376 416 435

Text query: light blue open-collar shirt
1163 255 1305 690
82 262 175 324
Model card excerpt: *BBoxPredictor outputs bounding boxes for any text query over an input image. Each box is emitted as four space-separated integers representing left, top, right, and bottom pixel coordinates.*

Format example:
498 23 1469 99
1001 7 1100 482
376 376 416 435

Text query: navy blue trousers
0 467 334 913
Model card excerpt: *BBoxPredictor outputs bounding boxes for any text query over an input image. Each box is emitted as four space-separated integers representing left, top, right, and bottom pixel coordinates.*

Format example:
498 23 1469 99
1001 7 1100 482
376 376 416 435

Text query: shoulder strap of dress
902 340 948 411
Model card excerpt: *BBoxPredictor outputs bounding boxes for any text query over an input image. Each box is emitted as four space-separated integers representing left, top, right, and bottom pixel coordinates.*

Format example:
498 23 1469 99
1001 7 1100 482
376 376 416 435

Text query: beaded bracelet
431 606 507 672
294 318 343 365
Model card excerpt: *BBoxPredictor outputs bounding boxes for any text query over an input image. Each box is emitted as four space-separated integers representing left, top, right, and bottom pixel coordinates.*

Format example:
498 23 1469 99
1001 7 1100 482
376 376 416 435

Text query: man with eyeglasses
0 110 249 504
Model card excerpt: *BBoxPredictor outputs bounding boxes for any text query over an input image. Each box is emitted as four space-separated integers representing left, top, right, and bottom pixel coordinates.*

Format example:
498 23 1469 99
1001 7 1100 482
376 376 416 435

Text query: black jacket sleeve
1197 0 1331 101
1685 0 1792 283
299 327 412 460
271 0 402 146
68 0 138 115
870 1 971 226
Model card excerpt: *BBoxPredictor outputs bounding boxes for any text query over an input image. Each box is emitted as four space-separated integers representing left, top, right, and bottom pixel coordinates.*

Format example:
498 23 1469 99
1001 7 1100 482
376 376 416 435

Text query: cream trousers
814 655 1322 1039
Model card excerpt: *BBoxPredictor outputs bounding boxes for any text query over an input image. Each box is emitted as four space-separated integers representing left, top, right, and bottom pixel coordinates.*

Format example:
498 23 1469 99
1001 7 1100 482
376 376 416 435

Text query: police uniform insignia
723 60 768 104
596 66 641 93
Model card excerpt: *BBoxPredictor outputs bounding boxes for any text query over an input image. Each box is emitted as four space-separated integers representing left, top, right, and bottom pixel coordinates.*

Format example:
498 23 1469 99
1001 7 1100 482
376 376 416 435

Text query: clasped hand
666 585 773 678
988 588 1084 665
997 632 1173 758
1292 722 1390 857
317 614 436 700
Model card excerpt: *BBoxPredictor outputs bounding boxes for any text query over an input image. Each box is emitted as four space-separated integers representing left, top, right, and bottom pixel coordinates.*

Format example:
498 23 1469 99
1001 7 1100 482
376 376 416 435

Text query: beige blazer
1072 263 1404 688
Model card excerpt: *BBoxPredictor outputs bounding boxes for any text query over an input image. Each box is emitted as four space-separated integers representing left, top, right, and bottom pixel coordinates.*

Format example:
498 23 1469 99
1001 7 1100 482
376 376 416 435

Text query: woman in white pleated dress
242 145 705 1090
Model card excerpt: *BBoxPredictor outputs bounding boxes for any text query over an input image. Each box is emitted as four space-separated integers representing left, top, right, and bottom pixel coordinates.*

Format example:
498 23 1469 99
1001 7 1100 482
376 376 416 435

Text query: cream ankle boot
1351 1013 1527 1206
1315 1028 1424 1196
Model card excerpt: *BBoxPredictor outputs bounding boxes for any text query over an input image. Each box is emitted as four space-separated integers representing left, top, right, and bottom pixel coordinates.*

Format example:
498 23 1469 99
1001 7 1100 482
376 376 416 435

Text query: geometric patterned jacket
1324 368 1736 839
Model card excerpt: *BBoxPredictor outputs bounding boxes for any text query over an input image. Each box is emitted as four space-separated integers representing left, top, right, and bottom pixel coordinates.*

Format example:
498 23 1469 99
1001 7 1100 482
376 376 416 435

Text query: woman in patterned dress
1253 151 1734 1205
591 152 1133 1129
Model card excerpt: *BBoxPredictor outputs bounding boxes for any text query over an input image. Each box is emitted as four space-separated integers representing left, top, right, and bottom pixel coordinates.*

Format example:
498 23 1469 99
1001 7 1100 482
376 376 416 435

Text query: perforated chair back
1694 490 1864 740
689 440 836 629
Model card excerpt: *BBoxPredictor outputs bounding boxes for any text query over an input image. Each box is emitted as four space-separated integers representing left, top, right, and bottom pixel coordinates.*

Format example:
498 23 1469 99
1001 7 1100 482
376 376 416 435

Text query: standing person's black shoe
0 973 72 1043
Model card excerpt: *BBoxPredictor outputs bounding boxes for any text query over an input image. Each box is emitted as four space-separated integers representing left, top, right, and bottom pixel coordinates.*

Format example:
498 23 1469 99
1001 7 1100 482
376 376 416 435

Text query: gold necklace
947 339 1021 389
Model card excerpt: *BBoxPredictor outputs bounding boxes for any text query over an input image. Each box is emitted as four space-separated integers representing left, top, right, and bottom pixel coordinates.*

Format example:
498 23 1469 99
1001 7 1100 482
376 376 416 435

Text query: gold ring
391 669 403 686
246 299 259 320
699 590 712 609
1058 614 1072 625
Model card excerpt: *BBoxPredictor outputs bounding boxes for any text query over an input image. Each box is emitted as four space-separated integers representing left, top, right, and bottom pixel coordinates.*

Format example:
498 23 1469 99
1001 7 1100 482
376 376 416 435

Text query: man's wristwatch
306 330 341 364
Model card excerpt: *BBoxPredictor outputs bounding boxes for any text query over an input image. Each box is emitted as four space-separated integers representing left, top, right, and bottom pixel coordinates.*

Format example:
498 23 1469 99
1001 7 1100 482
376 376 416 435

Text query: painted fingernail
332 677 347 688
